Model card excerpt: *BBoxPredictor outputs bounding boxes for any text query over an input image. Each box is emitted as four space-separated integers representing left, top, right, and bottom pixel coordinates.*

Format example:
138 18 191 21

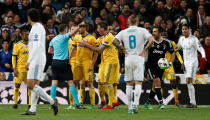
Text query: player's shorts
73 64 93 81
70 61 76 73
185 65 198 79
98 63 105 83
104 62 119 84
27 63 45 81
14 72 27 84
162 66 176 80
51 59 73 81
147 65 164 80
125 55 144 82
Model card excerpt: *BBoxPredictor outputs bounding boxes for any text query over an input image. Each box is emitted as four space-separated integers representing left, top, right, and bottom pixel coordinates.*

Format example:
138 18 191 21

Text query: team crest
157 45 160 48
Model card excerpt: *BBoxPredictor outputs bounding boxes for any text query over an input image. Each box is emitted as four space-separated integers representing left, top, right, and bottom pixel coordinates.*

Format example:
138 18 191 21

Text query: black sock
147 89 156 104
155 88 163 104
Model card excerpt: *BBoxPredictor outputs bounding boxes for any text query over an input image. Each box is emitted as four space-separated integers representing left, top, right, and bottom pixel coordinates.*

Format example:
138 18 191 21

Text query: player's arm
172 42 184 64
89 52 98 72
140 36 155 56
112 38 128 56
48 46 54 55
12 44 18 77
79 41 105 53
195 38 206 60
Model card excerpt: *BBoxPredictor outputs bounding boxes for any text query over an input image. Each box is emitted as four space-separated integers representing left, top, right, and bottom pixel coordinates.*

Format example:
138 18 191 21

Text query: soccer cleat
88 105 96 109
132 105 138 113
20 110 36 115
113 101 120 107
160 104 165 109
75 104 86 109
28 105 31 109
98 101 106 109
13 104 18 109
128 109 134 114
66 105 75 110
186 103 197 108
51 99 58 116
144 103 153 110
102 105 114 109
175 103 184 108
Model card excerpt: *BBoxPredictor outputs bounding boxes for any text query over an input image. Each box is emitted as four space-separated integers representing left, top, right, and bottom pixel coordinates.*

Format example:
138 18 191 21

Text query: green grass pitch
0 105 209 120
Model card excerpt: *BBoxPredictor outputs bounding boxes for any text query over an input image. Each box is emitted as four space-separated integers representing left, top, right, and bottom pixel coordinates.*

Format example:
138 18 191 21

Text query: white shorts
27 64 45 81
125 55 144 82
185 65 198 79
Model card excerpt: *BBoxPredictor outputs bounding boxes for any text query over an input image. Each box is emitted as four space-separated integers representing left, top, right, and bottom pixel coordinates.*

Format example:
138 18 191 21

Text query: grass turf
0 105 209 120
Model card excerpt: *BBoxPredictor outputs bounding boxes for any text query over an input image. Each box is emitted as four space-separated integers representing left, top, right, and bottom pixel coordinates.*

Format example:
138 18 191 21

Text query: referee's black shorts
51 59 73 81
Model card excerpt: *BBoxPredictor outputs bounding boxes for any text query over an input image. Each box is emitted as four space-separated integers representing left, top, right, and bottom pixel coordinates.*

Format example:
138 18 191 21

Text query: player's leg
13 83 21 109
87 81 96 109
24 73 31 109
112 63 120 107
185 66 197 108
79 80 85 104
98 82 106 109
51 80 58 99
153 78 165 108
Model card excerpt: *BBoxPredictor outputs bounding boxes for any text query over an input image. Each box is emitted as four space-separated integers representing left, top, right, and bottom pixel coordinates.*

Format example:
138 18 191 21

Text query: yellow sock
112 85 117 103
98 84 105 102
161 88 163 96
28 89 31 105
104 84 108 95
14 87 19 104
89 87 95 105
80 85 85 104
107 84 114 107
173 88 179 103
69 89 75 105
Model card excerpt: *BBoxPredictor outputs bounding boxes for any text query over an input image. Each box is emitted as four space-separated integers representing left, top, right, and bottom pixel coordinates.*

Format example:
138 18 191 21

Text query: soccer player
144 26 175 110
78 22 120 109
69 23 98 109
67 25 78 109
177 24 206 108
163 40 184 108
112 15 155 114
12 29 31 109
20 8 58 115
48 24 85 109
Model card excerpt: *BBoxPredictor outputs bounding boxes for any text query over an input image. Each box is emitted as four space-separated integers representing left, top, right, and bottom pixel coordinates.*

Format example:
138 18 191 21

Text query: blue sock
70 85 80 105
51 85 57 99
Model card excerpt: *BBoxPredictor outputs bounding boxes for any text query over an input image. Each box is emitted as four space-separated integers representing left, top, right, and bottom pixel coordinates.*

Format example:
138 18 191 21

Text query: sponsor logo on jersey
153 49 164 54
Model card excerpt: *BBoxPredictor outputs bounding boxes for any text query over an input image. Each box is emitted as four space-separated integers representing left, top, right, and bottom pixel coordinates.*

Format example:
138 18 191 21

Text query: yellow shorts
70 61 76 73
73 65 93 81
98 63 105 83
104 62 119 84
14 72 27 84
163 66 176 80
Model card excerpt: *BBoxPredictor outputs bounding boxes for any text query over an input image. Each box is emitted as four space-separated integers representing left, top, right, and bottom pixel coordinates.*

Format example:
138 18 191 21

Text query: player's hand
78 40 87 47
88 66 93 72
139 50 146 57
14 68 18 77
202 57 207 62
181 64 185 72
25 63 30 71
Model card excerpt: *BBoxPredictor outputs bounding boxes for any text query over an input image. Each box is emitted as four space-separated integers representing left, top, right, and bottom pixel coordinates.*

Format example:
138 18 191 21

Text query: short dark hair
181 24 190 29
27 8 40 22
2 40 9 44
58 24 68 33
98 21 108 30
153 26 163 33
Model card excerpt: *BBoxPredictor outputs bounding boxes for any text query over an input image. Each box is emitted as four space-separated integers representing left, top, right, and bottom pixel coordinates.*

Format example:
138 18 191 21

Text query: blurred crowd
0 0 209 74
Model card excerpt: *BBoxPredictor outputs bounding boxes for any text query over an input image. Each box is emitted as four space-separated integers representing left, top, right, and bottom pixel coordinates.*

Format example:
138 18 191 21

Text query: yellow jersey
69 38 77 64
73 34 97 66
165 41 183 64
102 33 119 63
12 41 29 72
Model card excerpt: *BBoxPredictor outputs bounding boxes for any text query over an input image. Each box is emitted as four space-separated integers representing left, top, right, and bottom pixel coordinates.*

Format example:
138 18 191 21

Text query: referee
48 24 85 109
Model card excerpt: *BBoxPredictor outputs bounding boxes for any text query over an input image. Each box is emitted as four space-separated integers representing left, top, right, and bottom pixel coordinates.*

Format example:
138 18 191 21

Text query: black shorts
51 59 73 81
147 65 164 80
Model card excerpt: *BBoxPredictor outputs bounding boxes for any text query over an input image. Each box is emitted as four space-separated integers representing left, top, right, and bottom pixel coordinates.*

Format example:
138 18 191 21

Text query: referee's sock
70 85 80 105
51 85 57 99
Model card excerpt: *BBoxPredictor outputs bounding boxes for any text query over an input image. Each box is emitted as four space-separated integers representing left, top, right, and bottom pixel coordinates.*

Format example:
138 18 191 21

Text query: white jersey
115 26 152 56
28 23 46 65
177 35 206 66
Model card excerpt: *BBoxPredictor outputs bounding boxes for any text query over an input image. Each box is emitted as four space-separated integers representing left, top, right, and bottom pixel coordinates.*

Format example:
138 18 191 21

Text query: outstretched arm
112 38 128 56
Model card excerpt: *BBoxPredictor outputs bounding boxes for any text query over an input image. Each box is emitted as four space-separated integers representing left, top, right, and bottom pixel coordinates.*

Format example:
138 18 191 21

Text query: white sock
187 84 196 105
134 84 142 106
126 85 133 110
29 90 39 112
32 85 54 105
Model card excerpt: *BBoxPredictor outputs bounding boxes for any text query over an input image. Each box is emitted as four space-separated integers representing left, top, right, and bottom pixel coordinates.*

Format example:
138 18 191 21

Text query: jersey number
129 35 136 49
